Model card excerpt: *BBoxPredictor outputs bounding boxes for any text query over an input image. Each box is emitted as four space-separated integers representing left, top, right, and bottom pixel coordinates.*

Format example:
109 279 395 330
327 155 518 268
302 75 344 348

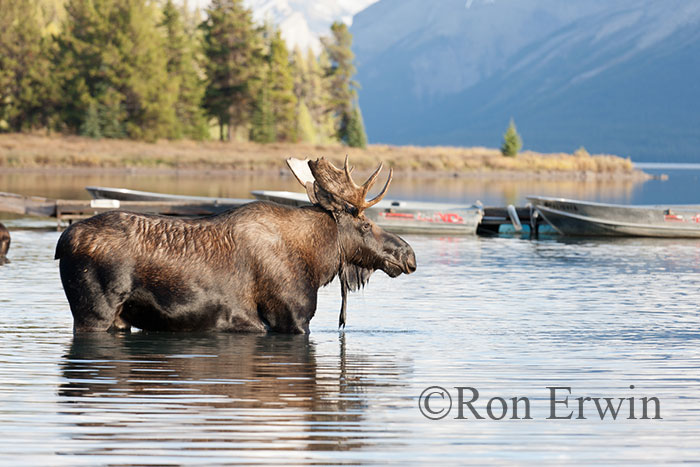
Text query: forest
0 0 368 147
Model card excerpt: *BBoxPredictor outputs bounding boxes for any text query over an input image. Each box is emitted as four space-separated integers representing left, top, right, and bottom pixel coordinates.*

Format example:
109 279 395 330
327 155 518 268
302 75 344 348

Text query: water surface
0 166 656 206
1 165 700 463
1 222 699 464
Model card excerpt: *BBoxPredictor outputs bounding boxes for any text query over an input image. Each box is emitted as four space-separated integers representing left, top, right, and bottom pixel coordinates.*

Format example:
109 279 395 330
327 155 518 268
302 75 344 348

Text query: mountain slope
351 0 700 161
245 0 377 52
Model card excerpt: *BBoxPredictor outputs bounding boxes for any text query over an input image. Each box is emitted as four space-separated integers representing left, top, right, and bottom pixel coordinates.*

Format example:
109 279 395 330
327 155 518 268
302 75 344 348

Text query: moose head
287 156 417 327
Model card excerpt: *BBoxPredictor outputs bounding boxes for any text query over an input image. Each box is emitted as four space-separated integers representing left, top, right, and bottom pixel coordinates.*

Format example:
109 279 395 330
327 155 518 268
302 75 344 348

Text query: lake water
1 162 698 206
1 165 700 464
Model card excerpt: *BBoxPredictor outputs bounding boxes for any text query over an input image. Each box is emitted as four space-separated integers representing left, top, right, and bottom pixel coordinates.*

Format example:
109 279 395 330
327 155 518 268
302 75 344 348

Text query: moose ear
312 184 354 214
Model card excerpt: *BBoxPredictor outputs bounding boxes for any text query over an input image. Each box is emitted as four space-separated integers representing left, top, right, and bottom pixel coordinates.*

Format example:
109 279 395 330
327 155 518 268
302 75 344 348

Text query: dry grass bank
0 133 644 178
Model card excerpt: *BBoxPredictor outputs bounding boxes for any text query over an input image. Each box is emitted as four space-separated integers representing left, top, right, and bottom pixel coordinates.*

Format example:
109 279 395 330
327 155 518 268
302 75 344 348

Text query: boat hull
528 196 700 238
86 186 250 206
86 187 483 235
252 190 483 235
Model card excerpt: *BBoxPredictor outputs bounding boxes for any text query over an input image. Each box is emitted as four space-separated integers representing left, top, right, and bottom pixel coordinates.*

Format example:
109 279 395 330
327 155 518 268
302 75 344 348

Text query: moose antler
286 157 319 205
286 156 393 214
308 155 392 213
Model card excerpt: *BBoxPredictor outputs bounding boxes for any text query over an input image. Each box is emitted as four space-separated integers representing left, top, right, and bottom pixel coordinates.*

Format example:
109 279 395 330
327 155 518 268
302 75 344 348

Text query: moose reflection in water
55 157 416 333
59 333 411 453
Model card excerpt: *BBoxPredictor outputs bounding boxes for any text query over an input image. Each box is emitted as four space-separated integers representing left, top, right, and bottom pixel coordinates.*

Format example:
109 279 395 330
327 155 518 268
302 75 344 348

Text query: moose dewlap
55 157 416 333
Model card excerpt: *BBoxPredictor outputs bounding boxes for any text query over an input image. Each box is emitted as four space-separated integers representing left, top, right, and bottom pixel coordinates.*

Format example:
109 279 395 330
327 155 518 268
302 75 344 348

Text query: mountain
244 0 377 52
351 0 700 161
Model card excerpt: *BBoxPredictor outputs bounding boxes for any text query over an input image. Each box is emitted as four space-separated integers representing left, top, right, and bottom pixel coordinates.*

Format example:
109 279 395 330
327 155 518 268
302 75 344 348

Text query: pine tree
119 0 177 140
290 47 315 142
296 100 316 143
267 30 297 142
501 119 523 157
80 100 101 138
345 104 367 148
291 47 308 101
161 0 208 140
250 85 275 143
200 0 262 141
322 21 360 144
55 0 176 140
310 49 335 143
0 0 56 132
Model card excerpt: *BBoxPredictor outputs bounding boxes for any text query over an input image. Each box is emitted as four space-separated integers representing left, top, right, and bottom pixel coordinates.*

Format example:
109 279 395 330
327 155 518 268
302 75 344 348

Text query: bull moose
55 157 416 333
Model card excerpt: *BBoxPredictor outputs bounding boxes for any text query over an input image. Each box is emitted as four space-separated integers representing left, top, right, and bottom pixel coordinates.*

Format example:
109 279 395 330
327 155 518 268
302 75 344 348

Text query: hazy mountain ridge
244 0 376 52
351 0 700 161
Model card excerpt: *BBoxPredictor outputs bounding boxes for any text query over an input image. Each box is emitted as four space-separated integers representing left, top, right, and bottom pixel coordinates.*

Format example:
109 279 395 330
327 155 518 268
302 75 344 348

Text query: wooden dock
477 205 549 236
0 191 246 225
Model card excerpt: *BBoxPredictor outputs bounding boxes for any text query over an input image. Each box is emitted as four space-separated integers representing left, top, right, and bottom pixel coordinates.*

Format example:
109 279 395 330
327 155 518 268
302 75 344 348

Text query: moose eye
360 222 372 234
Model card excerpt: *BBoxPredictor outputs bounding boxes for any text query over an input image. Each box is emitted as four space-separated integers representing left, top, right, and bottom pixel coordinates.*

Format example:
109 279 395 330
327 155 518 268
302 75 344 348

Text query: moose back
55 157 416 333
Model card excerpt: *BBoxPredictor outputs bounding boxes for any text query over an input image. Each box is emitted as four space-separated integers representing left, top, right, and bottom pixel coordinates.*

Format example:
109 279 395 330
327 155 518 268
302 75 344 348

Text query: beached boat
86 187 484 235
528 196 700 238
252 190 483 235
86 186 250 206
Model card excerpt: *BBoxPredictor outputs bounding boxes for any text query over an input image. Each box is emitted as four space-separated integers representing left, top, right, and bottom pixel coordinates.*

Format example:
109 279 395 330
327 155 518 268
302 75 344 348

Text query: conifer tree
296 100 316 143
290 47 315 142
0 0 56 132
200 0 261 141
310 49 335 143
80 100 101 138
291 47 308 102
161 0 208 140
345 104 367 148
250 85 275 143
501 119 523 157
267 30 297 141
55 0 176 140
321 21 366 146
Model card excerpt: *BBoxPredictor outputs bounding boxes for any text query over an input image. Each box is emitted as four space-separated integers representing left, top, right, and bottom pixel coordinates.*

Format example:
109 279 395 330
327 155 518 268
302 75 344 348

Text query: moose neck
293 206 343 288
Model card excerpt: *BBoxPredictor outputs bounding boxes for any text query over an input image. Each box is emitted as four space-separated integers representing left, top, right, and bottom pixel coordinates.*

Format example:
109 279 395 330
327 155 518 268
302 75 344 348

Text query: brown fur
55 200 414 333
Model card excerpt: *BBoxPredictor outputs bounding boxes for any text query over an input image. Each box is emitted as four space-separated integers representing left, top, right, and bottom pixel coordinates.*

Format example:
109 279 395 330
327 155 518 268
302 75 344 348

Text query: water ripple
1 230 700 464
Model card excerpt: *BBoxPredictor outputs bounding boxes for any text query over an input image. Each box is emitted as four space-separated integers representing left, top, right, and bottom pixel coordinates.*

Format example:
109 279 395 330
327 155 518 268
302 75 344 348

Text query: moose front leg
257 285 317 334
339 280 348 329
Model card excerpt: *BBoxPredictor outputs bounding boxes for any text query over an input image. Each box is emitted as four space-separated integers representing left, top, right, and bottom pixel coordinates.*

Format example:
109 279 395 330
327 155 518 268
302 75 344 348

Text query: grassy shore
0 133 645 179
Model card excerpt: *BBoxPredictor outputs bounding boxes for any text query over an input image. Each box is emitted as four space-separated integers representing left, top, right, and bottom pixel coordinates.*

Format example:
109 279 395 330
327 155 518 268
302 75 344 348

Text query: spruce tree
200 0 262 141
80 100 101 138
501 119 523 157
0 0 55 132
290 47 315 142
161 0 208 140
250 85 275 143
321 21 366 146
267 30 297 142
310 49 335 143
119 0 176 140
345 104 367 148
55 0 176 140
296 100 316 143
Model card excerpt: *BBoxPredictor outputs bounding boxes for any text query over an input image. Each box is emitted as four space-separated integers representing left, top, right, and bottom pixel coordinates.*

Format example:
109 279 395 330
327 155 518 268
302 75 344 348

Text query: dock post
506 204 522 233
529 204 540 239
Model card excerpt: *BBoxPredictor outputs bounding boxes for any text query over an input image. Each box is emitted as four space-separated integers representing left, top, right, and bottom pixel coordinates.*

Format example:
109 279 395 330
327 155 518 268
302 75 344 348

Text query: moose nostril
405 254 417 273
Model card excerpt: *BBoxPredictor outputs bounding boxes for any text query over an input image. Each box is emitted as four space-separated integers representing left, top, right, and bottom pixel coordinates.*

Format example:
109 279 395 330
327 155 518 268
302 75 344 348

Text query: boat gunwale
531 200 700 234
527 195 700 211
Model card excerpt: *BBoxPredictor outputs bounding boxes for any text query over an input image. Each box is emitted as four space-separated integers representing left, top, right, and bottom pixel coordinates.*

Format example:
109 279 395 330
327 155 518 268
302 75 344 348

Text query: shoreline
0 166 651 181
0 133 649 181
